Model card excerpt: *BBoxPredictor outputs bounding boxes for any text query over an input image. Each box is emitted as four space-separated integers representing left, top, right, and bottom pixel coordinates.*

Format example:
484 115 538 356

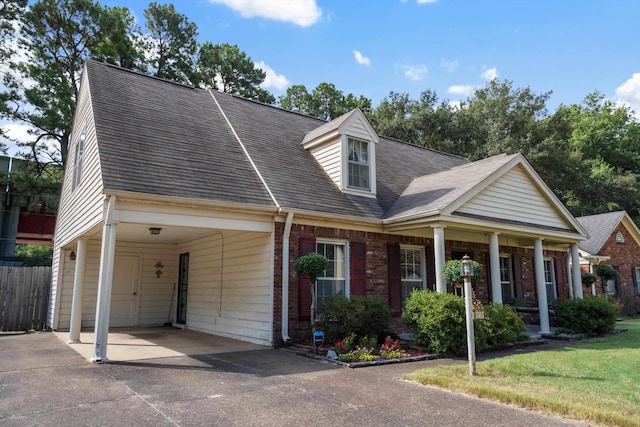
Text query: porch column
68 239 88 343
570 243 583 299
589 264 597 295
534 239 551 334
92 196 117 363
566 251 574 299
433 225 446 293
489 233 502 304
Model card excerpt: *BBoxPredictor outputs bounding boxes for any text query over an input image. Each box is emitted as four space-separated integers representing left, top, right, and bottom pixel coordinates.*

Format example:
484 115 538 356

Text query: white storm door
109 255 140 327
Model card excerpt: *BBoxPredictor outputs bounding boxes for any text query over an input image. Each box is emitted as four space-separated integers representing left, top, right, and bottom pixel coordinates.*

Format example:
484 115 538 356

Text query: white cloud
440 59 458 73
447 85 475 97
255 61 290 91
615 72 640 117
1 122 33 156
417 0 438 3
402 64 428 80
448 100 461 110
208 0 322 27
353 50 371 66
481 67 499 81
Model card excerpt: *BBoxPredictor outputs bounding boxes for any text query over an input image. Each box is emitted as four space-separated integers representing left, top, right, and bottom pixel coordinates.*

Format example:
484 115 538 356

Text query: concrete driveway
0 331 588 426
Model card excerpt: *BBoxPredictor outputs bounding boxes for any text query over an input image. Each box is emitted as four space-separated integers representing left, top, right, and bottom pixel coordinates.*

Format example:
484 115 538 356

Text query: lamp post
461 254 476 376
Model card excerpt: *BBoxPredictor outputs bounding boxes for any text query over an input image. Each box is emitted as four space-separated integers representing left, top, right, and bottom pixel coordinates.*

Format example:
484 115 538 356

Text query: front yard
404 318 640 427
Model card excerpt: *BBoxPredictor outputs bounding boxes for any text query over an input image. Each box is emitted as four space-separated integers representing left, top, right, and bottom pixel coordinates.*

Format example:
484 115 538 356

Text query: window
635 267 640 293
543 259 556 303
316 241 348 314
400 246 425 300
347 137 370 190
72 131 85 190
499 255 514 304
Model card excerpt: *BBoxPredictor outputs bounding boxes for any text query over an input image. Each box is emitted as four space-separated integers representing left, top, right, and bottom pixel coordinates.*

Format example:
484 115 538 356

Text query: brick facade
273 222 569 345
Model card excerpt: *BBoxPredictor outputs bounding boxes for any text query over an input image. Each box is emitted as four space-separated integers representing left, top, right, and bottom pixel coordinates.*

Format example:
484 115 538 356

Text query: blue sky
3 0 640 156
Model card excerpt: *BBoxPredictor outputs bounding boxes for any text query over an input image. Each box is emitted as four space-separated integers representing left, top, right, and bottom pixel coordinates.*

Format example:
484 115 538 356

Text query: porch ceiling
87 223 223 245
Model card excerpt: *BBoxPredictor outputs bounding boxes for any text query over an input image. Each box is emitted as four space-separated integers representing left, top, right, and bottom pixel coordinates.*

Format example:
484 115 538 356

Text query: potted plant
581 271 597 292
294 252 328 330
597 264 619 297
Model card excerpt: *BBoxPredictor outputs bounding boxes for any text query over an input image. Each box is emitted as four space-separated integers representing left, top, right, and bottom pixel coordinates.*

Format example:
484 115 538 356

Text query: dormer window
348 138 370 190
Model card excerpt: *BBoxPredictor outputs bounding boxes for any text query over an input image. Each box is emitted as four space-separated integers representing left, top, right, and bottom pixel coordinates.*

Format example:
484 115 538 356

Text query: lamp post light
460 254 476 376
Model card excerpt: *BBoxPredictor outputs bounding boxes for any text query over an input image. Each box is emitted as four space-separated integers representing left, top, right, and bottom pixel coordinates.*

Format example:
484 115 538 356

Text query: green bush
478 303 529 347
555 296 618 336
403 290 529 355
317 295 392 344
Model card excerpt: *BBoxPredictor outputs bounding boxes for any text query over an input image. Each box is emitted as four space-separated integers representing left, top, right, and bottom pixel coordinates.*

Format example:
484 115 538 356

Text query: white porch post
92 196 117 363
433 225 446 293
534 239 551 334
566 250 574 299
570 243 583 299
489 233 502 304
589 264 597 295
68 239 88 343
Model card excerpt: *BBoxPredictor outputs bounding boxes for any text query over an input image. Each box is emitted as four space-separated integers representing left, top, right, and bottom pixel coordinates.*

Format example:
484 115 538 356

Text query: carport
55 327 268 362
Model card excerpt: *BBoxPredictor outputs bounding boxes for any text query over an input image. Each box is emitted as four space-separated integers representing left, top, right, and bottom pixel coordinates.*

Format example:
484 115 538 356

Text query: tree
0 0 27 152
91 6 146 72
293 252 327 329
196 42 274 104
5 0 141 166
278 82 371 120
143 2 198 85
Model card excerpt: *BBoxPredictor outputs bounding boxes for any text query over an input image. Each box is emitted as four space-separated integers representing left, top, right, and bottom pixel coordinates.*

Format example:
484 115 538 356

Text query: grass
404 318 640 427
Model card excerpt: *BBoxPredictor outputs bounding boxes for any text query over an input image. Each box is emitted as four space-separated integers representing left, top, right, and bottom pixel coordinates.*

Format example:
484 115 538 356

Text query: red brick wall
593 224 640 299
273 222 569 345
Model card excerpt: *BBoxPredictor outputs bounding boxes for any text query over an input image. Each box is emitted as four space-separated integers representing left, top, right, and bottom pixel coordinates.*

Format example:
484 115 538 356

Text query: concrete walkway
0 331 588 426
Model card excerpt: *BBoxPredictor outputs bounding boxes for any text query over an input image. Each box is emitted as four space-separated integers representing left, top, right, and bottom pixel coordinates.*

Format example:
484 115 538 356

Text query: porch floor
54 327 268 363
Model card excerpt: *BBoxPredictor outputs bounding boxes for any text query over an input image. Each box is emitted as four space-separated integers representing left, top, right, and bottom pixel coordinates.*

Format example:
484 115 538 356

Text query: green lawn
404 319 640 427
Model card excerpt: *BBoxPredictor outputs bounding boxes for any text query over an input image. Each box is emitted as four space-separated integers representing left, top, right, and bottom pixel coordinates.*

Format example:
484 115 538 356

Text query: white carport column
570 243 583 299
534 238 551 334
433 225 446 293
92 196 118 363
68 239 88 343
489 233 502 304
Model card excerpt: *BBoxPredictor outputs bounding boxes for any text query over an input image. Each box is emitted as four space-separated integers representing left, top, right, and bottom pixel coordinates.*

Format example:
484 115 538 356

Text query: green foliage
278 82 371 120
316 295 391 343
403 291 527 355
15 244 53 266
555 296 618 336
596 264 618 280
196 42 274 104
442 259 483 285
581 272 597 287
143 2 198 85
478 303 529 347
293 252 327 283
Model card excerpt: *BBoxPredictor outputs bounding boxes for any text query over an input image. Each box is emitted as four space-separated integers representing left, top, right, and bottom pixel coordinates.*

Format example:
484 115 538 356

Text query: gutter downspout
281 211 294 344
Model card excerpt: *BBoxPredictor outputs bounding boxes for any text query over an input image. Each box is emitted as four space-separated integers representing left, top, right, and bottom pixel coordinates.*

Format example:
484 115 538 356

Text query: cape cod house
577 211 640 305
48 61 587 361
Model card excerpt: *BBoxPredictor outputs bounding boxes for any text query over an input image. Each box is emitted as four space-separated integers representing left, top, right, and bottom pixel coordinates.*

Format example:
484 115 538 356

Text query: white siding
456 165 571 230
345 116 375 141
55 240 178 330
177 231 272 346
49 70 105 327
310 139 342 188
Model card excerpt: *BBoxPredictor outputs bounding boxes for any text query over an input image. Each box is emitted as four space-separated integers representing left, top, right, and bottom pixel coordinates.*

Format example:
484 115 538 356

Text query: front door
110 255 140 327
176 253 189 325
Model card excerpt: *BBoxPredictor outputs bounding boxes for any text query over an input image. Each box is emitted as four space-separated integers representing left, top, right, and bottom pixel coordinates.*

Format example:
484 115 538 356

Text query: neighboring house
577 211 640 300
48 61 587 361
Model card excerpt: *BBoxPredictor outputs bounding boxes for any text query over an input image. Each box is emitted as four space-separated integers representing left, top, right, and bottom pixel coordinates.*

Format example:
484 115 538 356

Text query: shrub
478 303 529 347
403 290 479 355
403 290 529 355
317 295 392 343
442 259 483 285
555 296 618 336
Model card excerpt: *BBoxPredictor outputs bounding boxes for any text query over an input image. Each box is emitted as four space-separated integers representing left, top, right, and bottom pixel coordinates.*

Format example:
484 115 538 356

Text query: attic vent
616 231 625 243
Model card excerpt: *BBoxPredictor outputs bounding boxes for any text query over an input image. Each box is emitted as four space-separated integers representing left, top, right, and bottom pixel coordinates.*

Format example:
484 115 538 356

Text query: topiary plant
581 272 597 288
294 252 328 329
597 264 618 280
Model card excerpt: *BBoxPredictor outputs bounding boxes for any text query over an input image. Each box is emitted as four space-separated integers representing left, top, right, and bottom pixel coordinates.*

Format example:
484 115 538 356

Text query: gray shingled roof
385 154 516 220
84 61 471 219
576 211 626 254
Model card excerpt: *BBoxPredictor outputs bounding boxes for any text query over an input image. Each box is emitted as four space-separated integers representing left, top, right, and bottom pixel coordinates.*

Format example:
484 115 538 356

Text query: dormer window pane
348 137 370 190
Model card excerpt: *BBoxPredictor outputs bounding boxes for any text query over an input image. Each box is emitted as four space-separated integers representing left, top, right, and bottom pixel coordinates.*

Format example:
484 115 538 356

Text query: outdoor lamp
149 227 162 235
460 254 473 278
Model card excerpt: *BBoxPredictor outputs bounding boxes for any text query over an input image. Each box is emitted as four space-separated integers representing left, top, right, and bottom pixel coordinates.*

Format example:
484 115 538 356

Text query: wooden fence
0 266 51 332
